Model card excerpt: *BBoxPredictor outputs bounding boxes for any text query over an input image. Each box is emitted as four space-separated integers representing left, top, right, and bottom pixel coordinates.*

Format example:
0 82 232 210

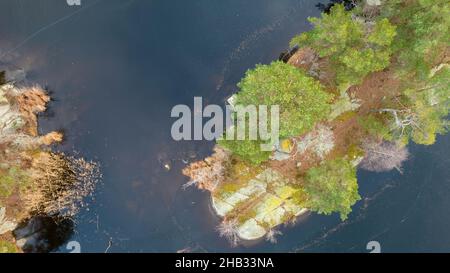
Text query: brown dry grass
23 151 100 218
14 86 50 136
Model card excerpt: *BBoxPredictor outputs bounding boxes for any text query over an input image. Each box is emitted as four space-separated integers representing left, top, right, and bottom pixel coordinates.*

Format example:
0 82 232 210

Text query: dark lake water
0 0 449 253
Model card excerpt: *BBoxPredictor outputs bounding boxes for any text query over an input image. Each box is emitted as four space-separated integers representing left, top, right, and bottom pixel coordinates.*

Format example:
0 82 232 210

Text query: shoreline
211 193 309 241
182 1 450 246
0 69 100 253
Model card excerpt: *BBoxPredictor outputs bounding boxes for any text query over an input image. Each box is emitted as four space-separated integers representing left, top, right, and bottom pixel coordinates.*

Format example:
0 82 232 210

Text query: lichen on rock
0 207 16 235
182 0 449 246
208 166 307 242
295 124 335 160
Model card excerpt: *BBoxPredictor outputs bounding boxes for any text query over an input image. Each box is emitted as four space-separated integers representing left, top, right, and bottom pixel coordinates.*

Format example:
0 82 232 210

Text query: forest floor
269 49 402 181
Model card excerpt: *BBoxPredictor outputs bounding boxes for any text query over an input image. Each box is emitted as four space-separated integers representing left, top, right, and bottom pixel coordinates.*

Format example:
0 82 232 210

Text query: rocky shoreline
0 69 100 253
182 0 449 244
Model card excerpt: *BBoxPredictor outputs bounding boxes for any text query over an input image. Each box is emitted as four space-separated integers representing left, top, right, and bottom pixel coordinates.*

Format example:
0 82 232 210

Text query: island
0 70 100 253
182 0 449 245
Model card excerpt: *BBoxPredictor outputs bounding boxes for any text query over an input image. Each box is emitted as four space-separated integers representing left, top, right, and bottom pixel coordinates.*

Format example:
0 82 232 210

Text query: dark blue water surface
0 0 449 253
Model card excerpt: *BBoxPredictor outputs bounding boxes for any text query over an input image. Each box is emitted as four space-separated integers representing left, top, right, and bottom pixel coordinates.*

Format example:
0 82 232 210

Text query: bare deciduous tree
377 108 422 137
216 219 240 247
359 140 409 173
182 147 230 192
265 228 282 244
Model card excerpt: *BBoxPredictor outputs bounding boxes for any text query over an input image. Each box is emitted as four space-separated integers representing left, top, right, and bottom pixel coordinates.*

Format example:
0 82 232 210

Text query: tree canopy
304 158 360 220
382 0 450 78
218 61 332 164
202 1 449 236
290 4 397 88
234 61 332 138
218 138 272 165
401 67 450 145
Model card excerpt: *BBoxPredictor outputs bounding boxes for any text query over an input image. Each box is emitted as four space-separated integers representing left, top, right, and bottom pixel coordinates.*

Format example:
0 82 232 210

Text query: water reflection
0 0 448 253
14 215 74 253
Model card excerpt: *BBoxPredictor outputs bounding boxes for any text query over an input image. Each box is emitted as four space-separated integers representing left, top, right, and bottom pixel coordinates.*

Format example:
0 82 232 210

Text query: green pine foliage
218 139 271 165
402 67 450 145
290 4 397 88
234 61 332 138
382 0 450 79
218 61 332 164
304 158 361 221
216 0 449 225
358 115 393 141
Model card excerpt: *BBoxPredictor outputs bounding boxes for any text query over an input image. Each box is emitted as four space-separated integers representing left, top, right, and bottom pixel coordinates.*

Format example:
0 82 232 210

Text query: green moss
329 91 360 121
216 182 242 198
346 144 365 160
226 193 260 224
280 211 295 224
237 207 257 225
0 241 17 253
358 115 393 141
0 167 30 199
0 173 15 199
290 188 308 207
258 220 271 231
335 111 357 123
215 158 262 198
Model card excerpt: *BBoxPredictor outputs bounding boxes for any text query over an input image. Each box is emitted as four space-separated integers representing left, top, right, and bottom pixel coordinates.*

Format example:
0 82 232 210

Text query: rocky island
0 69 100 253
183 0 449 244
